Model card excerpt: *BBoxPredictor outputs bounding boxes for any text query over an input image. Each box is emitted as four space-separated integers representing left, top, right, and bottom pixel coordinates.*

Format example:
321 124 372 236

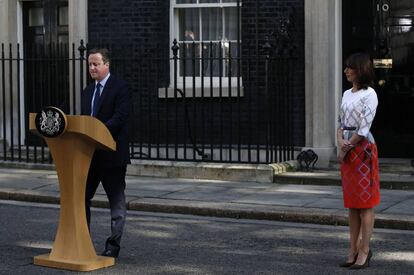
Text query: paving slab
233 193 323 207
163 185 247 202
381 199 414 215
304 198 343 209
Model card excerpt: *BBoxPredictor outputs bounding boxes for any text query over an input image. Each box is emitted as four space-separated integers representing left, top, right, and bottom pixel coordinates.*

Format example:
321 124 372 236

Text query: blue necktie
92 83 102 117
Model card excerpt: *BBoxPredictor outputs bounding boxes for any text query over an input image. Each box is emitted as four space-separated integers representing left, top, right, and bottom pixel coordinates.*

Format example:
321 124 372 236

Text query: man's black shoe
101 249 119 258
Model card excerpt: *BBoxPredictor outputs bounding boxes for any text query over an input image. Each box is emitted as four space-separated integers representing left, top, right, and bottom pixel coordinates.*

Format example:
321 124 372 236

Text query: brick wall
241 0 305 146
87 0 305 159
87 0 170 85
88 0 169 53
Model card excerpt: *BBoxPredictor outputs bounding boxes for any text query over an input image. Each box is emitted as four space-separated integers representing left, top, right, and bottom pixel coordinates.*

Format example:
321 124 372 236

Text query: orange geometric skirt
340 138 380 209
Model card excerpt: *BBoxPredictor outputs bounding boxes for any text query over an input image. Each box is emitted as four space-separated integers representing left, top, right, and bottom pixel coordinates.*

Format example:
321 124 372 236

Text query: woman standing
337 53 380 269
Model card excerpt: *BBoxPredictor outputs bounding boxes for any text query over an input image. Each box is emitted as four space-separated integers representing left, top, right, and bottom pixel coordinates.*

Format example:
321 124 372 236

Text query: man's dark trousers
85 165 127 253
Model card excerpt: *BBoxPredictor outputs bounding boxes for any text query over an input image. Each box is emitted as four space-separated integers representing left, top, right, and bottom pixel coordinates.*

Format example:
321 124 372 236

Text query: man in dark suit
81 48 131 258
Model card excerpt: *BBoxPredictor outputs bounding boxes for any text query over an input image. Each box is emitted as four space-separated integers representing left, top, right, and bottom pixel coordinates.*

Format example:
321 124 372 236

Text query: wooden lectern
29 109 116 271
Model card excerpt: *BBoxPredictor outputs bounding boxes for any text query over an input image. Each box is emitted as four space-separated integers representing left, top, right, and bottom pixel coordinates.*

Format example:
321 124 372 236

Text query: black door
343 0 414 157
23 0 69 144
23 0 69 111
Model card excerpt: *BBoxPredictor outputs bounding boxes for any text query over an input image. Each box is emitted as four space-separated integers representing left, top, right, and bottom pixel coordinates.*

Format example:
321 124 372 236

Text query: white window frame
160 0 243 98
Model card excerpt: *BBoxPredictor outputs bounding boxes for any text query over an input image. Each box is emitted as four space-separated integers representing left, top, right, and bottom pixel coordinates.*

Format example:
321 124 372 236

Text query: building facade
0 0 413 167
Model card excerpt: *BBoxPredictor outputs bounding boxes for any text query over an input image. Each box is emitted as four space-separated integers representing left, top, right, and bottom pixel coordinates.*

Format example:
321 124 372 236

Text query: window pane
224 42 239 76
58 6 68 26
200 0 219 3
202 8 222 41
179 8 200 41
203 42 222 77
179 43 200 77
224 7 238 40
176 0 197 3
29 8 44 27
58 35 68 44
222 0 239 3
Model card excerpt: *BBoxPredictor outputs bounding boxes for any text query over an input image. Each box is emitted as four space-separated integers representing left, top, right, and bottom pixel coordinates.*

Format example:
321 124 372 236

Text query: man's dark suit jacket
81 75 131 168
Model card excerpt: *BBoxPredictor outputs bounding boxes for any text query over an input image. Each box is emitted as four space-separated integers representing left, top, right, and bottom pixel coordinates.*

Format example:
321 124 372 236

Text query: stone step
0 159 276 184
330 158 414 174
274 169 414 190
377 158 414 174
127 159 275 183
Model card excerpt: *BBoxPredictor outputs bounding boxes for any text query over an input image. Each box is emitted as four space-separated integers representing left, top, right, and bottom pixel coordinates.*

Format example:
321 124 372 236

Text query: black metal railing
0 15 298 164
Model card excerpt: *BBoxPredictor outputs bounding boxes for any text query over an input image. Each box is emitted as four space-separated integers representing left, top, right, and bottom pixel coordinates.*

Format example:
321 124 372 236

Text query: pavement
1 165 414 231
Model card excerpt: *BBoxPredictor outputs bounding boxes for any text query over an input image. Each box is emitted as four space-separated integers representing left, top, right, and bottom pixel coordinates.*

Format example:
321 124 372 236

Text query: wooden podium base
29 113 118 272
34 254 115 272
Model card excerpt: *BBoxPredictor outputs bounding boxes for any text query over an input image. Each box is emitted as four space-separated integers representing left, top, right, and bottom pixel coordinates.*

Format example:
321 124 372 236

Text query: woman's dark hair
88 48 111 64
345 53 375 89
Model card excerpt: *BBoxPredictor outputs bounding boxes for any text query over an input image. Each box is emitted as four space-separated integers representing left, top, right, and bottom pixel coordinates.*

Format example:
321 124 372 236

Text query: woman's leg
355 208 375 264
347 208 361 261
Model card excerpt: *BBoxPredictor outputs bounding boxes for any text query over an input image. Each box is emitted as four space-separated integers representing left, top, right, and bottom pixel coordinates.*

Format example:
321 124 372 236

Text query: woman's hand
342 140 354 152
337 138 353 152
337 139 353 163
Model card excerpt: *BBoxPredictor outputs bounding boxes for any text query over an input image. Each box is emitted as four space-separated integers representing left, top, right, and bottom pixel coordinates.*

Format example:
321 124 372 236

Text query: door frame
304 0 343 168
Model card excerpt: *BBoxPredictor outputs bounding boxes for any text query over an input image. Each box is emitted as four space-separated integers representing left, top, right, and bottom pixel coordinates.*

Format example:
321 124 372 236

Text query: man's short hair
89 48 111 64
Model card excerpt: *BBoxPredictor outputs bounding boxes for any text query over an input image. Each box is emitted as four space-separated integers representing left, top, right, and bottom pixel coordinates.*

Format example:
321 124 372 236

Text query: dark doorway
343 0 414 157
23 0 69 144
22 0 69 110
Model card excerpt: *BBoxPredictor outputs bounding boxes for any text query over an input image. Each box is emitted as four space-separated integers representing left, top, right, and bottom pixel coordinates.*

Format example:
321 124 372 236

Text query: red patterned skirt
340 138 380 208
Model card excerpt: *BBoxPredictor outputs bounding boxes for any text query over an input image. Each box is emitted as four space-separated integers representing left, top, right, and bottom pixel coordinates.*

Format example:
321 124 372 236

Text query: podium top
29 113 116 151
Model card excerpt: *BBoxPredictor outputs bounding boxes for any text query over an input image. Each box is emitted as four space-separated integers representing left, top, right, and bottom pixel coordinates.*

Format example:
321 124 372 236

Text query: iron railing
0 14 298 164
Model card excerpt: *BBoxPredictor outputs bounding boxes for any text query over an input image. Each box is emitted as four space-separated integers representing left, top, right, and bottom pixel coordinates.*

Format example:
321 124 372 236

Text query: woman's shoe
350 250 373 269
339 253 358 267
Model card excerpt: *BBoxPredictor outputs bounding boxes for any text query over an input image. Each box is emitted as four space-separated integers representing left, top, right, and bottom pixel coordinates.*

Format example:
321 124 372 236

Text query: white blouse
339 87 378 138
